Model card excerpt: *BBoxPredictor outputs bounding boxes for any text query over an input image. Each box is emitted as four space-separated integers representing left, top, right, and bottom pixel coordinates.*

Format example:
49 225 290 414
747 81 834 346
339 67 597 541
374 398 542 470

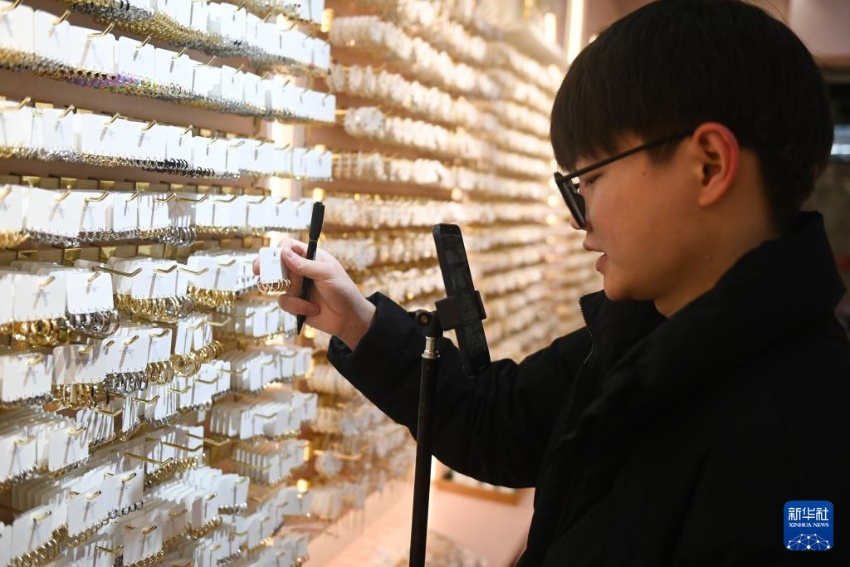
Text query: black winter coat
329 212 850 566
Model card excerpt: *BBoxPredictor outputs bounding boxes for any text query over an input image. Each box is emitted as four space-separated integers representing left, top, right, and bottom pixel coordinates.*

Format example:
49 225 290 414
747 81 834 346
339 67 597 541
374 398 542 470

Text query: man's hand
253 238 376 350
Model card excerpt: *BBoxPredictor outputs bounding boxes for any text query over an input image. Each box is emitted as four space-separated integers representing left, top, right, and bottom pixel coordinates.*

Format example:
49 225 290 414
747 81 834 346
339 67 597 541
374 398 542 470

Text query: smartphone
432 224 490 376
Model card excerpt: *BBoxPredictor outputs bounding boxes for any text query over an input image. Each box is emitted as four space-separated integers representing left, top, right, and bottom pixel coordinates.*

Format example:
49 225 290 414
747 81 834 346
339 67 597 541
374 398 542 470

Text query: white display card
111 192 140 234
258 247 286 284
0 353 52 403
146 327 172 363
127 121 166 162
118 36 156 81
0 2 34 52
0 105 34 149
0 184 25 233
13 273 67 321
24 187 86 238
80 32 117 74
33 10 69 63
65 269 114 314
40 108 76 153
80 192 111 235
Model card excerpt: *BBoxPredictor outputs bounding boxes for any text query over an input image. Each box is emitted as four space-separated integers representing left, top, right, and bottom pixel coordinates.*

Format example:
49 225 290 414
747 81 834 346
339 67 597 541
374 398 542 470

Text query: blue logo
784 500 833 551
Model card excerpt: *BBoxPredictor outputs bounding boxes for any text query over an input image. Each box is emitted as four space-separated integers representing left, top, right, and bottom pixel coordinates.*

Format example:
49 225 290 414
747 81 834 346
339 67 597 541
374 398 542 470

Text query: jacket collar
574 212 845 450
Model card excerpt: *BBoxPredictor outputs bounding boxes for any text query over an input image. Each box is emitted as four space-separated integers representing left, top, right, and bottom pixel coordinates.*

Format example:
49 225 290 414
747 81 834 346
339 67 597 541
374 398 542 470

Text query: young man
259 0 850 564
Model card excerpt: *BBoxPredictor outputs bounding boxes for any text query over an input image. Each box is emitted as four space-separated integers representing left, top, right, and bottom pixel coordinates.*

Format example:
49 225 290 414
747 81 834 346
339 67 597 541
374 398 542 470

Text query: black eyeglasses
554 130 693 228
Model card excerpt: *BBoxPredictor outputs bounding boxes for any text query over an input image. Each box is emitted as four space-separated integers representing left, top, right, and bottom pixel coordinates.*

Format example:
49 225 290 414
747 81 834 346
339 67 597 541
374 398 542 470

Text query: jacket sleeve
327 292 592 488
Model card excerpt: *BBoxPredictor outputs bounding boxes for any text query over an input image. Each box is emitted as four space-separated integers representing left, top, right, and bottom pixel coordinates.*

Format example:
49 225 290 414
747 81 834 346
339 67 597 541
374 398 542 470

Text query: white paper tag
24 188 85 238
146 327 172 363
112 192 140 234
0 184 25 233
33 10 69 63
65 269 114 314
0 2 34 52
0 353 52 402
258 247 286 284
40 108 76 152
80 33 117 74
118 36 156 81
0 105 34 149
80 192 111 235
192 63 220 99
127 121 166 162
189 0 209 32
13 273 67 321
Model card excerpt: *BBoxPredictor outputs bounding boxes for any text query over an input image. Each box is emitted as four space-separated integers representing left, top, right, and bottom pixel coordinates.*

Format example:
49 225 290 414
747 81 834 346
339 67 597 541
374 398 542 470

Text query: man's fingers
278 294 319 317
282 248 335 280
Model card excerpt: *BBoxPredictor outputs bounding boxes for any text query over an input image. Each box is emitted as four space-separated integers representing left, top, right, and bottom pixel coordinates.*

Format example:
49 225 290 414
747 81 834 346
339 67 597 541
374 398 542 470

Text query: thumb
283 248 334 281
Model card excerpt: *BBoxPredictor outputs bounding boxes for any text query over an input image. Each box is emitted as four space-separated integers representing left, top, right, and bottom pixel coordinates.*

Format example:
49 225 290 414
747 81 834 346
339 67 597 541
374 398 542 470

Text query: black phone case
432 224 490 376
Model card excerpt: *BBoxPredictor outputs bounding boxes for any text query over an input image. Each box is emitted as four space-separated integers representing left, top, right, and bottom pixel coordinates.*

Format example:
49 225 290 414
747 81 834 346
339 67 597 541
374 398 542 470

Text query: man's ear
691 122 740 208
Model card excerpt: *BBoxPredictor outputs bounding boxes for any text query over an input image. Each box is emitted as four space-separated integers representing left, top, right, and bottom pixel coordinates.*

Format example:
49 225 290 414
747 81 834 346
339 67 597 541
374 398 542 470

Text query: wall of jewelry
0 0 363 564
298 0 600 561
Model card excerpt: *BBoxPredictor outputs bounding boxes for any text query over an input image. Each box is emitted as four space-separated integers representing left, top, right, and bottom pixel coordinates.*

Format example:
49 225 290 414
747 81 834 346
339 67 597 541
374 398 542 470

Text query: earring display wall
310 0 599 367
299 0 599 561
0 0 432 564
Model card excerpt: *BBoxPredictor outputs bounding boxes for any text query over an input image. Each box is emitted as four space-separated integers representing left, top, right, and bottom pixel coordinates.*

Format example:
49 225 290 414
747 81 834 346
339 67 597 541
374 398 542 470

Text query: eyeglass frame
553 130 694 228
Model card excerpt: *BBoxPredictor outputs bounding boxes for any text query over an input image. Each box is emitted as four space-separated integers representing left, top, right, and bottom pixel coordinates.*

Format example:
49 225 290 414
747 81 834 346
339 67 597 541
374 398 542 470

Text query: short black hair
550 0 834 232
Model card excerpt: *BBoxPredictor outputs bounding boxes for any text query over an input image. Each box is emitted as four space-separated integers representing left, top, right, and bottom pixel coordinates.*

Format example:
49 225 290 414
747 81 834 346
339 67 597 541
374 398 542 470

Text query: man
259 0 850 564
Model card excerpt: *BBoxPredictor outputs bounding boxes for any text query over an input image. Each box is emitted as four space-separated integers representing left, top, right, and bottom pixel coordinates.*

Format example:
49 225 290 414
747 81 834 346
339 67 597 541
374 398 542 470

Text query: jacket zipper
562 299 595 425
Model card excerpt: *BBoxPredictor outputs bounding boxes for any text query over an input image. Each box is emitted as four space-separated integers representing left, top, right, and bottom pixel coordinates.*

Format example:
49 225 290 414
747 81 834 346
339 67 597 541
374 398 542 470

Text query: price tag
0 1 33 52
218 2 246 40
